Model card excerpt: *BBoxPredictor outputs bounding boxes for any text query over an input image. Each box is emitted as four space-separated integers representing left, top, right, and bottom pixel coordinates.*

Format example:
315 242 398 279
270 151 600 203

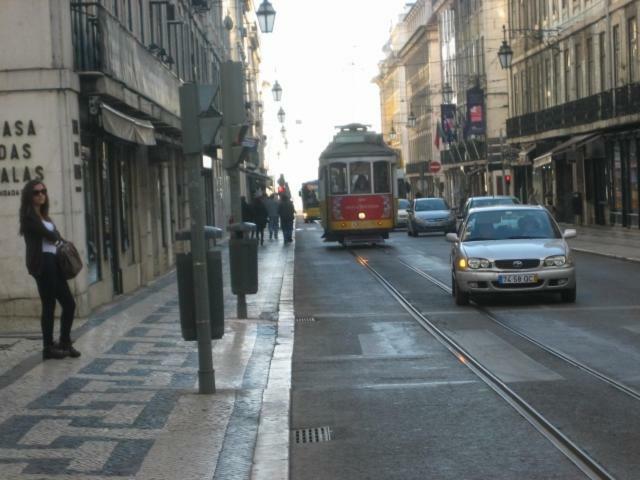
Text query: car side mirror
445 233 459 243
563 229 577 239
406 208 413 213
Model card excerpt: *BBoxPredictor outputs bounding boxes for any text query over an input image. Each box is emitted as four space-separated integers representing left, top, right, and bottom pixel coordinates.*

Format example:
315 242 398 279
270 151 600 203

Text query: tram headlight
358 212 366 220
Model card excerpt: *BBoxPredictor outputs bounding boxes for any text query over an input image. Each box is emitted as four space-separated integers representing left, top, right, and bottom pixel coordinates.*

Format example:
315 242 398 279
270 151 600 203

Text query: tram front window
350 162 371 194
374 161 390 193
330 163 347 194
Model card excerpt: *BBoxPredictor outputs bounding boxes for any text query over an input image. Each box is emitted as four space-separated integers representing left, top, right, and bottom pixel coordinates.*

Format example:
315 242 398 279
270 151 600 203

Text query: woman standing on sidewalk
19 180 80 360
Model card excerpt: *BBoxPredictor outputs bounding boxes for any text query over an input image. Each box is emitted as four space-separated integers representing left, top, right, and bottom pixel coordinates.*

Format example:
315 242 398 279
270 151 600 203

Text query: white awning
532 133 598 169
101 103 156 146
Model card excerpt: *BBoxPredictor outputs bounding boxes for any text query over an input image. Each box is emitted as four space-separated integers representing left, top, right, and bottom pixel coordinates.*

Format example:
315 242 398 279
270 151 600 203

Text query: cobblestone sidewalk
0 239 293 480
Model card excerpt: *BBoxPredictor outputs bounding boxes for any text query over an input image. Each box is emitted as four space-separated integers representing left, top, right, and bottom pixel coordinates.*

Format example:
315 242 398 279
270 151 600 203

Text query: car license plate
499 273 538 284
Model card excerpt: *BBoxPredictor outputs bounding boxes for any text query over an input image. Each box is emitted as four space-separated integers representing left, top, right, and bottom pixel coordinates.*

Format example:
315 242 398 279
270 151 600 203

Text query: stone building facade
0 0 266 321
506 0 640 228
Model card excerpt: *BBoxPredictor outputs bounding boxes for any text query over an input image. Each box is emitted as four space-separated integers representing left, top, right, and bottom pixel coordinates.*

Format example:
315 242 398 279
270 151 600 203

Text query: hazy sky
259 0 410 197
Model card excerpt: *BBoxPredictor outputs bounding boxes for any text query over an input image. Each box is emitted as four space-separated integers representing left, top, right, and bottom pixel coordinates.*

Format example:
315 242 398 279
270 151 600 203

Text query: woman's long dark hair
19 180 49 236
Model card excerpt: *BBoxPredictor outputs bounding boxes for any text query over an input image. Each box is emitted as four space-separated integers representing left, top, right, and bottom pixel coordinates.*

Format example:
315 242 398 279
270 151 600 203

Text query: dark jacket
278 200 296 222
21 214 61 277
252 198 268 229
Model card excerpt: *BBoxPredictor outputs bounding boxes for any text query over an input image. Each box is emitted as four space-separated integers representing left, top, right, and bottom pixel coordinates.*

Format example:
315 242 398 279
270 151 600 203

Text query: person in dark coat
241 196 255 238
19 180 80 360
252 194 269 245
278 194 296 243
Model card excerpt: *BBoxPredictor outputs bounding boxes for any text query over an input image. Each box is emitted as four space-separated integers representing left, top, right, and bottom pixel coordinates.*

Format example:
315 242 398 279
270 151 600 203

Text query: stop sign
428 161 442 173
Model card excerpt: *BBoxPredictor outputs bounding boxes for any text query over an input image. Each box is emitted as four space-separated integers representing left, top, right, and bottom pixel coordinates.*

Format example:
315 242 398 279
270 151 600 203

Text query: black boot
43 345 67 360
60 342 81 358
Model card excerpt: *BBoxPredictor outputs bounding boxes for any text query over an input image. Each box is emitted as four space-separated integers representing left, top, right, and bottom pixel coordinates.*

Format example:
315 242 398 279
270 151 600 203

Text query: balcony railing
71 2 100 71
70 2 181 117
507 83 640 138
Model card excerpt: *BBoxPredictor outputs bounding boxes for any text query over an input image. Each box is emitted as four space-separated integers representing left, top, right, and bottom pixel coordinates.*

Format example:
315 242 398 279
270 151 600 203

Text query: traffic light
221 61 248 169
505 174 512 186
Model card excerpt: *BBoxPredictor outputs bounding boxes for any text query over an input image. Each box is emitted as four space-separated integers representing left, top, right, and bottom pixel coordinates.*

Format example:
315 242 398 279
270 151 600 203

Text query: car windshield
415 198 448 212
462 209 561 242
470 197 519 209
398 199 410 209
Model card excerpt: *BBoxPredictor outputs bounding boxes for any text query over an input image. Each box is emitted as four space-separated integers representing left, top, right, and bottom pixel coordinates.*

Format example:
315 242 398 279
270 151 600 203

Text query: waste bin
175 226 224 341
227 222 258 295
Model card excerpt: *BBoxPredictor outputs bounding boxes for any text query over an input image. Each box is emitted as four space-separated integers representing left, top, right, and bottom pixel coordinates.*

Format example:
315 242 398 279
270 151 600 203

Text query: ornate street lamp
389 123 397 142
498 25 514 70
277 107 285 123
407 112 417 129
256 0 276 33
272 81 282 102
280 125 287 137
442 82 454 104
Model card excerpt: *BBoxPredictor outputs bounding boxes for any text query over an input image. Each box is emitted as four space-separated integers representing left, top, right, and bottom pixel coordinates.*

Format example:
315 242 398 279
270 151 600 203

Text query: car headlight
544 255 567 267
467 258 491 269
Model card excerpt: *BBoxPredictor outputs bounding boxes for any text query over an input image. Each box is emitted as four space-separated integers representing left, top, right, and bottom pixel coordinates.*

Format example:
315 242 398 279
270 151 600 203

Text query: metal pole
222 119 247 319
180 84 215 394
500 129 507 195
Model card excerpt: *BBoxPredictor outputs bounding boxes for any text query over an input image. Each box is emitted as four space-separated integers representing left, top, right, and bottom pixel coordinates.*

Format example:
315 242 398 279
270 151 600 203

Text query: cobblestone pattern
0 299 196 477
213 324 276 480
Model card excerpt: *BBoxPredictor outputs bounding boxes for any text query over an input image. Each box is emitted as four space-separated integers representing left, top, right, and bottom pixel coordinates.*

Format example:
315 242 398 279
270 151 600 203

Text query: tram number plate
499 273 538 284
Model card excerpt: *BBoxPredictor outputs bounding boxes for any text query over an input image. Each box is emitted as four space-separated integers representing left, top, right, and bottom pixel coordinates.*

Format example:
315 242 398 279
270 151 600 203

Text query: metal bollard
175 227 224 340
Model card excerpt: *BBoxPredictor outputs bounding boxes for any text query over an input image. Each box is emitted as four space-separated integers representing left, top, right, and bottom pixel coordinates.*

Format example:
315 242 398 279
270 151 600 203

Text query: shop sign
0 119 43 197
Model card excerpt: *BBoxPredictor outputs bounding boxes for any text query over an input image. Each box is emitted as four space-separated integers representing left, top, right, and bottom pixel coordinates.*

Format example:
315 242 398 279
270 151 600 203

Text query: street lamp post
256 0 276 33
277 107 286 123
498 26 514 70
272 81 282 101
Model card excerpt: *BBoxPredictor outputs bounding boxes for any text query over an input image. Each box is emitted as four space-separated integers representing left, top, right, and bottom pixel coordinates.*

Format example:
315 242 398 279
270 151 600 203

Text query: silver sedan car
446 205 577 305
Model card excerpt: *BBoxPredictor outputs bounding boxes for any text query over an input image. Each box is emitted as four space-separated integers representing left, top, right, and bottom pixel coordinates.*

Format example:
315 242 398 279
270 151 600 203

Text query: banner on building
440 104 457 144
466 87 485 136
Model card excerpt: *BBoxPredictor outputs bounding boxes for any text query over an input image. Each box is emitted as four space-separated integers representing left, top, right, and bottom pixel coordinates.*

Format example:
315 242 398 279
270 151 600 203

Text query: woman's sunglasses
32 188 47 196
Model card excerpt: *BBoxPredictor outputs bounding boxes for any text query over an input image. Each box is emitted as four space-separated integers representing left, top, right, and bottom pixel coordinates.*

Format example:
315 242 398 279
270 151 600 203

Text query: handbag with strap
56 240 83 279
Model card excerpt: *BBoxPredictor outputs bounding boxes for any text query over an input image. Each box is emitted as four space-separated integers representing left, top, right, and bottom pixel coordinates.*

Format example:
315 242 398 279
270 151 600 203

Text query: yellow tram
318 124 398 246
300 180 320 223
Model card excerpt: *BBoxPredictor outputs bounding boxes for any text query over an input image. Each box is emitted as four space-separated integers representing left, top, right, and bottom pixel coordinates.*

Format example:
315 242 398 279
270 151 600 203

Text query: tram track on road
350 250 615 480
396 258 640 405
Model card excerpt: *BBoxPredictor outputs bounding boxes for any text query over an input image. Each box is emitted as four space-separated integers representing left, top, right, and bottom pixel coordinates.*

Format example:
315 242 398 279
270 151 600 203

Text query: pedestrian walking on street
241 196 255 238
278 194 296 243
252 194 268 246
19 180 80 360
265 193 280 240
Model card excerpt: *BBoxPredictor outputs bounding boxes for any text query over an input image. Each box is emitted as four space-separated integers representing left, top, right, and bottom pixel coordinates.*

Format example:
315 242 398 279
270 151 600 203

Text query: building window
82 144 101 284
613 24 620 87
545 57 552 107
119 156 135 265
564 48 571 102
628 17 638 83
575 42 583 99
553 51 561 105
138 0 145 43
599 32 606 92
586 37 594 95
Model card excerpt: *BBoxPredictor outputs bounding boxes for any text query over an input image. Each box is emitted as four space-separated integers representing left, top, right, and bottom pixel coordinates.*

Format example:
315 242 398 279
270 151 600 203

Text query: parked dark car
407 197 456 236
